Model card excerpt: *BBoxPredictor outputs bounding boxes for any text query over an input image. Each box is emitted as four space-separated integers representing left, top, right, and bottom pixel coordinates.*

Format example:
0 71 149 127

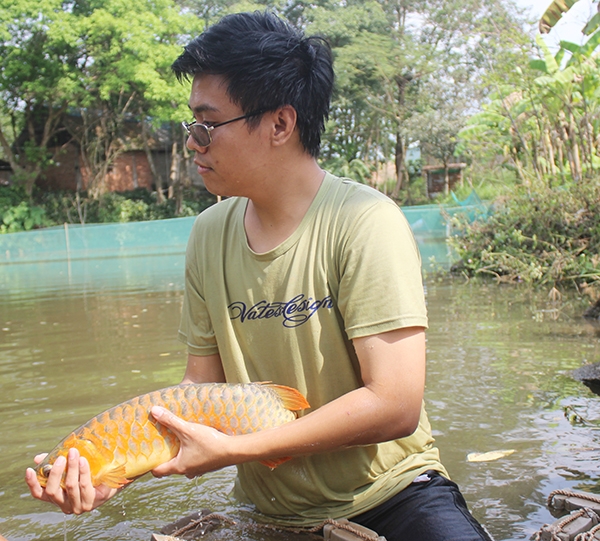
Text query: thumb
151 406 188 435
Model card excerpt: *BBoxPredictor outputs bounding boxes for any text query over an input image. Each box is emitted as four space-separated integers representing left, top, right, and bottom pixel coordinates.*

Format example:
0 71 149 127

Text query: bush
0 185 218 233
31 187 216 226
449 182 600 288
1 201 52 233
0 186 52 233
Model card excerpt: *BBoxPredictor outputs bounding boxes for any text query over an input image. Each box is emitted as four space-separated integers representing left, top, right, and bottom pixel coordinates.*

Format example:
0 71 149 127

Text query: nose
186 134 209 153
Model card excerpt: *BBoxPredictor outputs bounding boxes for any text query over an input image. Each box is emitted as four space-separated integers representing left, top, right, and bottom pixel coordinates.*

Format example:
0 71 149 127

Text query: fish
34 382 310 489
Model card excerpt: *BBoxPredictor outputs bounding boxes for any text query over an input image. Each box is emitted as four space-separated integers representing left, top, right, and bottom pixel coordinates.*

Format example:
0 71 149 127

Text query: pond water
1 248 600 541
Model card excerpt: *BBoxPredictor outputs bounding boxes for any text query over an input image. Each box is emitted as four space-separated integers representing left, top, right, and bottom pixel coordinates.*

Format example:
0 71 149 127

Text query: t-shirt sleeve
177 222 220 356
336 197 428 339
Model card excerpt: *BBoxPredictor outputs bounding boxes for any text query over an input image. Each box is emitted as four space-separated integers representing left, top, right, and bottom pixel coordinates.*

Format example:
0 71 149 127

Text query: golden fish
35 382 310 489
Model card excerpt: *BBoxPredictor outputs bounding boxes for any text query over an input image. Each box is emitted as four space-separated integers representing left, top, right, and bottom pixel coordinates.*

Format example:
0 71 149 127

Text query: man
26 11 492 541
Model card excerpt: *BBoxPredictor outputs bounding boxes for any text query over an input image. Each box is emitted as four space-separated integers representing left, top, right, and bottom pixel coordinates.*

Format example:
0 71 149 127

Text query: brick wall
40 144 155 192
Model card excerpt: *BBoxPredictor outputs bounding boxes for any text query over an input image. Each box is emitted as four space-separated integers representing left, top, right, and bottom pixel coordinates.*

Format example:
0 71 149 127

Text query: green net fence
0 194 488 265
0 216 196 264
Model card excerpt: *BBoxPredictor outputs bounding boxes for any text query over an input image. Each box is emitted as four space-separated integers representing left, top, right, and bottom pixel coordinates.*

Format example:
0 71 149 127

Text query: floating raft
535 489 600 541
152 510 385 541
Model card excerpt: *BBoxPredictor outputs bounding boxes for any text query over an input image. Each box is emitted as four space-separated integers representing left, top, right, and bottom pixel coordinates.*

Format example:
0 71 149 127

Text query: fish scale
35 382 309 489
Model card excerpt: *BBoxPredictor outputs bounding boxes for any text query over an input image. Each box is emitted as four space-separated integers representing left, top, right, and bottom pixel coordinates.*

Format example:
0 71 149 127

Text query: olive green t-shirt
178 172 447 525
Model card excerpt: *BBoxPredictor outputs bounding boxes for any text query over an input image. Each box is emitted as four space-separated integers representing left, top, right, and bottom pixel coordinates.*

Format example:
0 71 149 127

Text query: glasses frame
182 110 266 148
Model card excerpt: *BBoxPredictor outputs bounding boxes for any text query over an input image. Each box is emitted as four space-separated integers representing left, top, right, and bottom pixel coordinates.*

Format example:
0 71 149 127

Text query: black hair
171 11 334 157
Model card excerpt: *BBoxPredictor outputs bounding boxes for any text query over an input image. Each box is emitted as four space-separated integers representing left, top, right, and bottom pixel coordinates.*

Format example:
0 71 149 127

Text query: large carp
34 382 310 489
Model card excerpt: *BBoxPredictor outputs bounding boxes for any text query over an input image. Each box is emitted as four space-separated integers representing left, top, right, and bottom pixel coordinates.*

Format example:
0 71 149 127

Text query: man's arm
151 326 426 478
181 353 226 384
25 352 225 514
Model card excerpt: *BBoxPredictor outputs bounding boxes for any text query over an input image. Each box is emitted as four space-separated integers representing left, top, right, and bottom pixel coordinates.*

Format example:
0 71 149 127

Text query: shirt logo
228 294 333 328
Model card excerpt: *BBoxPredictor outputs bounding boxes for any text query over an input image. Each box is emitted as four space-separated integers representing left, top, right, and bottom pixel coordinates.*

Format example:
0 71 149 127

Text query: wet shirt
178 172 446 525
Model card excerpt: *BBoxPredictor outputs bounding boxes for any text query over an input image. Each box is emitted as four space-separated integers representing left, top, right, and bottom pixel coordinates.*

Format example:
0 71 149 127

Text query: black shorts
351 471 493 541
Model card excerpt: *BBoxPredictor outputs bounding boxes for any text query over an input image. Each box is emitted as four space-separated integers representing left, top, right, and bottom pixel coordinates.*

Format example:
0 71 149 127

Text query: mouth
195 161 212 175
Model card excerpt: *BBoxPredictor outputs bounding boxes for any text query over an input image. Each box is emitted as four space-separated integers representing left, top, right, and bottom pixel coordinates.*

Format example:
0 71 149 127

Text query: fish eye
42 464 52 477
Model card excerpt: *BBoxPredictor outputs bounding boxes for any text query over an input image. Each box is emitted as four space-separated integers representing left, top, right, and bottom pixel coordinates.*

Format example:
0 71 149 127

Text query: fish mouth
35 463 52 487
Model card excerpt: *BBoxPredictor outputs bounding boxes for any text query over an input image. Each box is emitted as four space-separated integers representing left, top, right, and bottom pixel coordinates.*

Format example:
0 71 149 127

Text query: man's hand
156 328 427 474
150 406 234 479
25 448 119 514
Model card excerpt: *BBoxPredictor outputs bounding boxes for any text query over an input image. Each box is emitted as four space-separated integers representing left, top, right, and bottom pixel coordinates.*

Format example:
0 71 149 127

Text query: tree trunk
0 105 66 197
569 112 582 182
141 117 165 202
170 141 183 215
443 162 450 195
391 133 407 200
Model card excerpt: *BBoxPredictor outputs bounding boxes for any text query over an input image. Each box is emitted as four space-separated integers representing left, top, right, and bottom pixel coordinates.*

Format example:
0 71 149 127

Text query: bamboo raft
151 489 600 541
152 509 385 541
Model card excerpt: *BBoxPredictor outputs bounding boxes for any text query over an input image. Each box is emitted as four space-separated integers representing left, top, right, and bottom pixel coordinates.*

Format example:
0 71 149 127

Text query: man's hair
171 11 334 157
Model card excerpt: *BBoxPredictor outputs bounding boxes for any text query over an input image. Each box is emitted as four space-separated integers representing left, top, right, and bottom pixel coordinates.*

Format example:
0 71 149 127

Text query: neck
243 156 325 253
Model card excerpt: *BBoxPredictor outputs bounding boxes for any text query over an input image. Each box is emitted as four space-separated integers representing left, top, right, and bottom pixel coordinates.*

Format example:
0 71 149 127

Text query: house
39 118 204 193
422 163 466 197
5 112 204 194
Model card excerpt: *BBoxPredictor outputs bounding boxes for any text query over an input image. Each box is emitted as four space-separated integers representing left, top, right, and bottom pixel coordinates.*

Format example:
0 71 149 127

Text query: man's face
186 74 270 198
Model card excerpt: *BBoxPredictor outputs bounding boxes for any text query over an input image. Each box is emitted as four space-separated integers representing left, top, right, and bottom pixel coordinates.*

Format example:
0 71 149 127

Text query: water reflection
424 282 600 540
1 254 599 541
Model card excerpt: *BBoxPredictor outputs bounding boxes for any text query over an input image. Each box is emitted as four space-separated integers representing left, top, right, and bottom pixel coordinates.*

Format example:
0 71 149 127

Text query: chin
203 179 232 199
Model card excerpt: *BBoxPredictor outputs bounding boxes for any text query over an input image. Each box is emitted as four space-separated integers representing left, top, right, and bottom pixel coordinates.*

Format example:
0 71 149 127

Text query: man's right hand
25 448 119 515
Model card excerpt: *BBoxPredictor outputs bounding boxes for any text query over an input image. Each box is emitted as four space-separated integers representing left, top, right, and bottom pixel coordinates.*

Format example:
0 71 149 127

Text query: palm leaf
582 11 600 35
539 0 581 33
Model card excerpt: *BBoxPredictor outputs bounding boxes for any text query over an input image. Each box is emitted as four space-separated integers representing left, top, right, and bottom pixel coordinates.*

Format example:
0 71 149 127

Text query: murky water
1 251 599 541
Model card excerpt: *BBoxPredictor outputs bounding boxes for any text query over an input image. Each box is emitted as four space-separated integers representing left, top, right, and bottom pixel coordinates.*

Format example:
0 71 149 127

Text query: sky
514 0 597 46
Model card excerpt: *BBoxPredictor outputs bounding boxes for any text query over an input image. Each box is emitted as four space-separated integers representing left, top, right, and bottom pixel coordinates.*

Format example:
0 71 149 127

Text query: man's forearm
218 383 422 466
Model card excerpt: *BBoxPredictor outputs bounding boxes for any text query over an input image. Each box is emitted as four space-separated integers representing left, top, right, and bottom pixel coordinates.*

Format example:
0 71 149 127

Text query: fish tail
259 456 293 469
265 384 310 411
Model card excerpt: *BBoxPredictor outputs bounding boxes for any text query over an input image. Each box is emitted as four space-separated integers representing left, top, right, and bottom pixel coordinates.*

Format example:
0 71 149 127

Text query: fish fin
266 384 310 411
259 456 292 469
98 465 132 489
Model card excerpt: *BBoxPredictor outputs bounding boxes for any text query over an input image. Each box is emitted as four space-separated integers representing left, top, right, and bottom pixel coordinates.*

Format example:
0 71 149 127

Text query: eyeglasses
182 110 265 147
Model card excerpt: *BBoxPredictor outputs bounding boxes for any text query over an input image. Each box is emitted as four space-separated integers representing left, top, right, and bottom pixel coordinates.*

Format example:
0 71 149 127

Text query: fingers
27 450 117 515
63 449 83 514
34 453 48 465
26 450 90 515
78 455 97 511
25 467 45 500
151 456 180 477
39 454 72 513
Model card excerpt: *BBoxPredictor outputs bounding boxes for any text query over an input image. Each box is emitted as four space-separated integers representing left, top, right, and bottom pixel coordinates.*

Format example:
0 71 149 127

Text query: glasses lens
190 124 211 147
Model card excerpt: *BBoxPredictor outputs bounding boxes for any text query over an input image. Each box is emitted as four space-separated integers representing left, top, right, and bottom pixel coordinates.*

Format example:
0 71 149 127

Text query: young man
26 11 492 541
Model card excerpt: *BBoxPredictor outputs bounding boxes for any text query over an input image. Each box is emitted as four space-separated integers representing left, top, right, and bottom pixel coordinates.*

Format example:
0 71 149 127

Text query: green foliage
305 0 528 201
0 185 216 232
321 156 373 184
449 183 600 287
0 187 52 232
460 23 600 188
92 191 212 222
0 0 199 196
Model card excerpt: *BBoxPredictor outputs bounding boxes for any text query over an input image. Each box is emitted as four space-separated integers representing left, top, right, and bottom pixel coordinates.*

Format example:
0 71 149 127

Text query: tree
459 19 600 187
0 0 199 200
305 0 528 201
0 0 80 196
64 0 199 198
540 0 600 35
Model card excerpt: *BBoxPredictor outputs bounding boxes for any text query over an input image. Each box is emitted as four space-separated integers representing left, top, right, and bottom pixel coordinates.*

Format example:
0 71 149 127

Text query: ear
270 105 298 147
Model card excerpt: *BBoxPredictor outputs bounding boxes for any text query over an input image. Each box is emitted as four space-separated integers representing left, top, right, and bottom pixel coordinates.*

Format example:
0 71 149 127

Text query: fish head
36 462 55 486
34 448 68 488
33 433 106 489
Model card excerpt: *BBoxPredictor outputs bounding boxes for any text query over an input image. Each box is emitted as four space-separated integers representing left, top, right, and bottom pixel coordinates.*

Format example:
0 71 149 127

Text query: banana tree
540 0 600 35
460 29 600 186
